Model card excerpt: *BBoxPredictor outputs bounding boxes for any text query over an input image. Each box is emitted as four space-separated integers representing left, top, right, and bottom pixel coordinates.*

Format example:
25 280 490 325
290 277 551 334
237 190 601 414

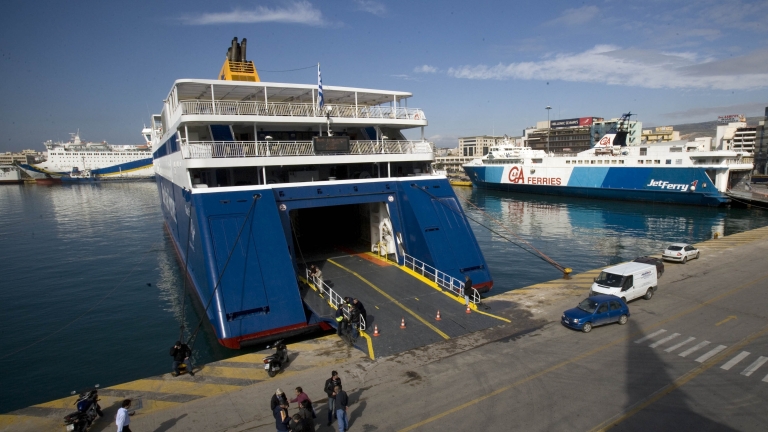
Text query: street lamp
546 106 552 153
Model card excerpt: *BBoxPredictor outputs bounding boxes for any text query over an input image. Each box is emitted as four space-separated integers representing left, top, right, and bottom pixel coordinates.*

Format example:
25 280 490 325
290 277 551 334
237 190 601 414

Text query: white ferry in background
18 130 154 183
463 113 754 206
0 165 23 184
151 38 492 348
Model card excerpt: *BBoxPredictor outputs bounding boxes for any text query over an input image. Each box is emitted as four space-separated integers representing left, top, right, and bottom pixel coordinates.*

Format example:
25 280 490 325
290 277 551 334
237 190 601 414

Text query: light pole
546 106 552 153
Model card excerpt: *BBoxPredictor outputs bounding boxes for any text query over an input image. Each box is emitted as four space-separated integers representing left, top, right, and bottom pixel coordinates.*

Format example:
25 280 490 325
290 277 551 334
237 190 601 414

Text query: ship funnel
219 37 260 82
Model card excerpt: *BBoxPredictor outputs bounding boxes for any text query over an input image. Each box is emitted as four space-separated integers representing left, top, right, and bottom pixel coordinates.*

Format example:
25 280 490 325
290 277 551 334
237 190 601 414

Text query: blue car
561 295 630 333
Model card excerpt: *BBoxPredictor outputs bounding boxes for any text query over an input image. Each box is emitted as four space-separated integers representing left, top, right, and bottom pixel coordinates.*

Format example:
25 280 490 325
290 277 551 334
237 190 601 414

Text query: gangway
300 253 506 359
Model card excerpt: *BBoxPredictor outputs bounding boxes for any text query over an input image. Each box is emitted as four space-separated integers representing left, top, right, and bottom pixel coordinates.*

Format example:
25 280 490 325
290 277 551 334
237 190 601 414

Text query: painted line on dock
328 258 451 340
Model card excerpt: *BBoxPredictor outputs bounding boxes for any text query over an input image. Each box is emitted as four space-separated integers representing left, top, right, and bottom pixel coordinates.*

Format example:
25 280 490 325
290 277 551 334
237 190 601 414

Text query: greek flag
317 63 324 110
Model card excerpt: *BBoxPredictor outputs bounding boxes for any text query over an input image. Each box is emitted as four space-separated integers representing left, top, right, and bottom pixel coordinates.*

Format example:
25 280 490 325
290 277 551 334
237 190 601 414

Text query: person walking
115 399 134 432
334 385 349 432
324 371 341 426
169 341 194 377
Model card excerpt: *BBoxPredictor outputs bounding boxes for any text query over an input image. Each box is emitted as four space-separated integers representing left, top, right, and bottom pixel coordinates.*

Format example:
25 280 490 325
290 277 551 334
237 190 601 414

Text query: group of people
335 297 367 342
272 371 349 432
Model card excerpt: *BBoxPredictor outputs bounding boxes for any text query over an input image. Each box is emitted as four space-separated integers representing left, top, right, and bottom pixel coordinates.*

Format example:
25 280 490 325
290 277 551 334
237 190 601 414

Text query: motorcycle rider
170 340 194 376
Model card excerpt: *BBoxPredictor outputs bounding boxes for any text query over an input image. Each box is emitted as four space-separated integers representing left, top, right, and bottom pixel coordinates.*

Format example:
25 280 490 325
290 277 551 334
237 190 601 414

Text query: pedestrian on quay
335 305 347 337
298 399 316 426
289 413 313 432
271 388 288 411
169 340 194 377
115 399 134 432
290 387 315 419
273 401 290 432
334 385 349 432
352 298 367 325
324 371 342 426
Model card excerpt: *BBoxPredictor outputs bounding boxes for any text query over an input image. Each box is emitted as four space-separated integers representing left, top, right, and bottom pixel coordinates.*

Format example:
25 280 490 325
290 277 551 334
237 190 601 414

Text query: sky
1 0 767 151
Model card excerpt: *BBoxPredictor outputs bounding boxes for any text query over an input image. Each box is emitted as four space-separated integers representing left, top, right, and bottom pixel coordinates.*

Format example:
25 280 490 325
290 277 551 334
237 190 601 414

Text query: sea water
1 182 767 413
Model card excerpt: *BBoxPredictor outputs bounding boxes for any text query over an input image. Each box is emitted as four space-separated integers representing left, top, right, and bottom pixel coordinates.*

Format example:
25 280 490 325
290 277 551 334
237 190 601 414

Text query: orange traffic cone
465 305 472 314
436 310 441 321
400 318 406 329
373 325 380 337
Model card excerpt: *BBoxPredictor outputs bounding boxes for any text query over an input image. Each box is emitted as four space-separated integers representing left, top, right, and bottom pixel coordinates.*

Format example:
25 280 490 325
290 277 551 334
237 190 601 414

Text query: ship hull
156 173 492 348
464 164 730 207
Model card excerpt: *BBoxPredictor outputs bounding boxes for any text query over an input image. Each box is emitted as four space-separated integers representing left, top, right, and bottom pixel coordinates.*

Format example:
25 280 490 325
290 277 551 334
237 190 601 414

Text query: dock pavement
3 225 768 431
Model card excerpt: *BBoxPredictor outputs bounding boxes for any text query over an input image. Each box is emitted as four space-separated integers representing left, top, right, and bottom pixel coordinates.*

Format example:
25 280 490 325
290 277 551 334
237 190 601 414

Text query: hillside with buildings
654 116 763 141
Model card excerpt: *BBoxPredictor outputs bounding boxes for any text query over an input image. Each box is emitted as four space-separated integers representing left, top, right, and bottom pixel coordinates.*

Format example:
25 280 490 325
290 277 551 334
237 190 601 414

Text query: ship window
532 159 542 163
612 160 617 164
655 160 660 164
638 160 643 164
566 160 570 164
676 159 682 165
590 160 596 164
666 159 671 164
640 148 647 155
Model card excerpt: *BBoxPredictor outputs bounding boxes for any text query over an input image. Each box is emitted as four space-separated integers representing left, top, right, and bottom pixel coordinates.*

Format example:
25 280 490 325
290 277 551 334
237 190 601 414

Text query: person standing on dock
334 385 349 432
170 341 194 377
324 371 341 426
309 265 323 286
273 401 290 432
115 399 134 432
271 388 288 411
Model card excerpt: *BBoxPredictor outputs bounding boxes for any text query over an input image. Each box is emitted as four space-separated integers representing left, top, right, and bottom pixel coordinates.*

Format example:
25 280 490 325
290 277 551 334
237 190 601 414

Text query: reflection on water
456 188 768 293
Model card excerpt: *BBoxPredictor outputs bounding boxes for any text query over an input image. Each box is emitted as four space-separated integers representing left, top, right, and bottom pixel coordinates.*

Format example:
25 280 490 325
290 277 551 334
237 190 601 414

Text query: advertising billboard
718 114 745 124
551 117 595 129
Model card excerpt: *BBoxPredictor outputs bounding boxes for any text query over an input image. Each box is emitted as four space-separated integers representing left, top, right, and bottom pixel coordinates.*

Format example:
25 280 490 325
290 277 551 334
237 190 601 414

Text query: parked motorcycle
63 385 102 432
263 340 289 377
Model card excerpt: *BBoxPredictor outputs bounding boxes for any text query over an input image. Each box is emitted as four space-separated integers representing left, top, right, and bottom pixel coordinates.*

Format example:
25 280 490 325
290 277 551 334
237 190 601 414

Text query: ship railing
180 100 425 121
306 270 365 331
402 253 480 304
181 140 433 159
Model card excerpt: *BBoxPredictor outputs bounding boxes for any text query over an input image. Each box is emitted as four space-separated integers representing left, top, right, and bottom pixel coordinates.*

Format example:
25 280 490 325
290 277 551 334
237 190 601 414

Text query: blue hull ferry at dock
463 114 754 206
151 39 491 349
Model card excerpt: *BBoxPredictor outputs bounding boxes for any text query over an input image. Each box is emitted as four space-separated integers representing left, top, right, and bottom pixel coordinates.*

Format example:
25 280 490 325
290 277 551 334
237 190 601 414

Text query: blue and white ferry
464 114 753 206
151 39 492 348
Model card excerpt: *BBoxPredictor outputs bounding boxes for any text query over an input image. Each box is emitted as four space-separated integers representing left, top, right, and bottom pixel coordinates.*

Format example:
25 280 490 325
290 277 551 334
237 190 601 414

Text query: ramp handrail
402 254 480 304
305 269 366 331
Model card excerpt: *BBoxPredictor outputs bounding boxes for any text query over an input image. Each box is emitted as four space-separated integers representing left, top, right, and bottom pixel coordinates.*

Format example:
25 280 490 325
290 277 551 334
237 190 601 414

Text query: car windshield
577 299 599 313
595 271 624 287
667 245 683 251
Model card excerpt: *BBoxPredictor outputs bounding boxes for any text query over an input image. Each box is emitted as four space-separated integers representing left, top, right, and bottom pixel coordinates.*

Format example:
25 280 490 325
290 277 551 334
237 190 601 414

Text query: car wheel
644 289 654 300
621 297 627 303
657 270 662 278
682 256 687 264
582 322 592 333
695 251 700 259
619 314 628 325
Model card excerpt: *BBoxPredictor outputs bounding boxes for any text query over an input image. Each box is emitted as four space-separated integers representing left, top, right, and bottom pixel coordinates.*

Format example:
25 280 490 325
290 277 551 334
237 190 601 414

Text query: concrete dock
3 226 768 431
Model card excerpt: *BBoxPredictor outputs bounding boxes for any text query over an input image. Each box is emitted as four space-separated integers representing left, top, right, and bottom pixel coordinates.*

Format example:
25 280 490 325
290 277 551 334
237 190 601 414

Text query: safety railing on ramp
306 270 366 331
403 254 480 304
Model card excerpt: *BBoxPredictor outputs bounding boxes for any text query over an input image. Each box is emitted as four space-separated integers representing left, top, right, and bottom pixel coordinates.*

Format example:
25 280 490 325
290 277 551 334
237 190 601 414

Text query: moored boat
151 38 493 348
0 164 24 184
463 113 754 206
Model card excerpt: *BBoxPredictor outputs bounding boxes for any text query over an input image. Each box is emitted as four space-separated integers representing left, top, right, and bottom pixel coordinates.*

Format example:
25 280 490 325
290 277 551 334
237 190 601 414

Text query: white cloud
447 45 768 90
182 1 324 26
545 5 599 26
414 65 438 74
354 0 386 16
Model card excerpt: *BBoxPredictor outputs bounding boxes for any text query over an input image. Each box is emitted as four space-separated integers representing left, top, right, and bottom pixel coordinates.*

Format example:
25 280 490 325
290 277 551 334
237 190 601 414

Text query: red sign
508 166 525 183
579 117 593 126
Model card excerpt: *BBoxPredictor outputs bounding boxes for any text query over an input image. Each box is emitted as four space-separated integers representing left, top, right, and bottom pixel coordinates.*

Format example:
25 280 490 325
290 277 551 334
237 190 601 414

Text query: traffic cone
436 310 441 321
372 325 380 336
400 318 406 329
465 305 472 314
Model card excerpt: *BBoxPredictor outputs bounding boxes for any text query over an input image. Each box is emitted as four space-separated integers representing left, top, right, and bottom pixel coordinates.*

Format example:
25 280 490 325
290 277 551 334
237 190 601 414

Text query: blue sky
1 0 767 151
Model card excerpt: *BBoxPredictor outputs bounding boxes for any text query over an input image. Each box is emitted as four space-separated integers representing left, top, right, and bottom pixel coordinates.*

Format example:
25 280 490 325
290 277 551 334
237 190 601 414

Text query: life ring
413 113 420 120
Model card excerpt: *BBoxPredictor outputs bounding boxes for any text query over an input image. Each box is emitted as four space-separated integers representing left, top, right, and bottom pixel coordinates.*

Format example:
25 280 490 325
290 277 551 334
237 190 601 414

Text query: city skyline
1 0 766 151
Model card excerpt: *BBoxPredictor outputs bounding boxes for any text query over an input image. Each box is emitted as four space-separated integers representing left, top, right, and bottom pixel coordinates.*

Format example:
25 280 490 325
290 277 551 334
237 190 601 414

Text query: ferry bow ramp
302 253 506 359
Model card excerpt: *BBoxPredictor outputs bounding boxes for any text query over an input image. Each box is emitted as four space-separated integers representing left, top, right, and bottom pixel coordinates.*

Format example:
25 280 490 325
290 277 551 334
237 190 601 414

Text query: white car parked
662 243 700 264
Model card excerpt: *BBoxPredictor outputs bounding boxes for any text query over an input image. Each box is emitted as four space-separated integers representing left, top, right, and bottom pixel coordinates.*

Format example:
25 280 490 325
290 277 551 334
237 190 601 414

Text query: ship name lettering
527 177 562 186
646 179 689 192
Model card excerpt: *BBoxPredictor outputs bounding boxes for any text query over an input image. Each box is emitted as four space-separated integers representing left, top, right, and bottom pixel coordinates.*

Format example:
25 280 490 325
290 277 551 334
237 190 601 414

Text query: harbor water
2 182 768 413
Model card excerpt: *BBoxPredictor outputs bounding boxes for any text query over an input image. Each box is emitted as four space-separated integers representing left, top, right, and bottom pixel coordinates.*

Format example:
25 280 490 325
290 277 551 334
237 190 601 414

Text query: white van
590 262 658 302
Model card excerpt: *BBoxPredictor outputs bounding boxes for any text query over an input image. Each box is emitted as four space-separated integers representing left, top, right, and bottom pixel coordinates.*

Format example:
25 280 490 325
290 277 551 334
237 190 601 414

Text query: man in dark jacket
324 371 341 426
270 388 288 411
334 385 349 432
170 341 194 376
352 298 367 325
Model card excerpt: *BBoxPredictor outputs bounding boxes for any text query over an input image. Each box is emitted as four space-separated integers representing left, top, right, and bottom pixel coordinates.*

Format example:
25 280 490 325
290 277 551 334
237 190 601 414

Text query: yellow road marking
715 315 737 326
328 259 450 340
415 297 419 301
201 366 266 381
110 379 242 397
219 353 266 364
590 325 768 431
359 330 375 360
398 271 768 431
0 415 57 429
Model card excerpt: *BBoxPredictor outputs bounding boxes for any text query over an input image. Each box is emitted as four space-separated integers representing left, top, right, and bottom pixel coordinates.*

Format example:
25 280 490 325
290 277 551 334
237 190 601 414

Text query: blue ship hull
156 175 492 348
463 165 730 207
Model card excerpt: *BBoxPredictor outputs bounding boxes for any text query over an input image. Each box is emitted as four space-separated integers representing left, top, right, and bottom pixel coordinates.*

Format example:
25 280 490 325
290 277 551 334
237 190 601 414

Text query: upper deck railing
180 100 425 121
181 139 433 159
